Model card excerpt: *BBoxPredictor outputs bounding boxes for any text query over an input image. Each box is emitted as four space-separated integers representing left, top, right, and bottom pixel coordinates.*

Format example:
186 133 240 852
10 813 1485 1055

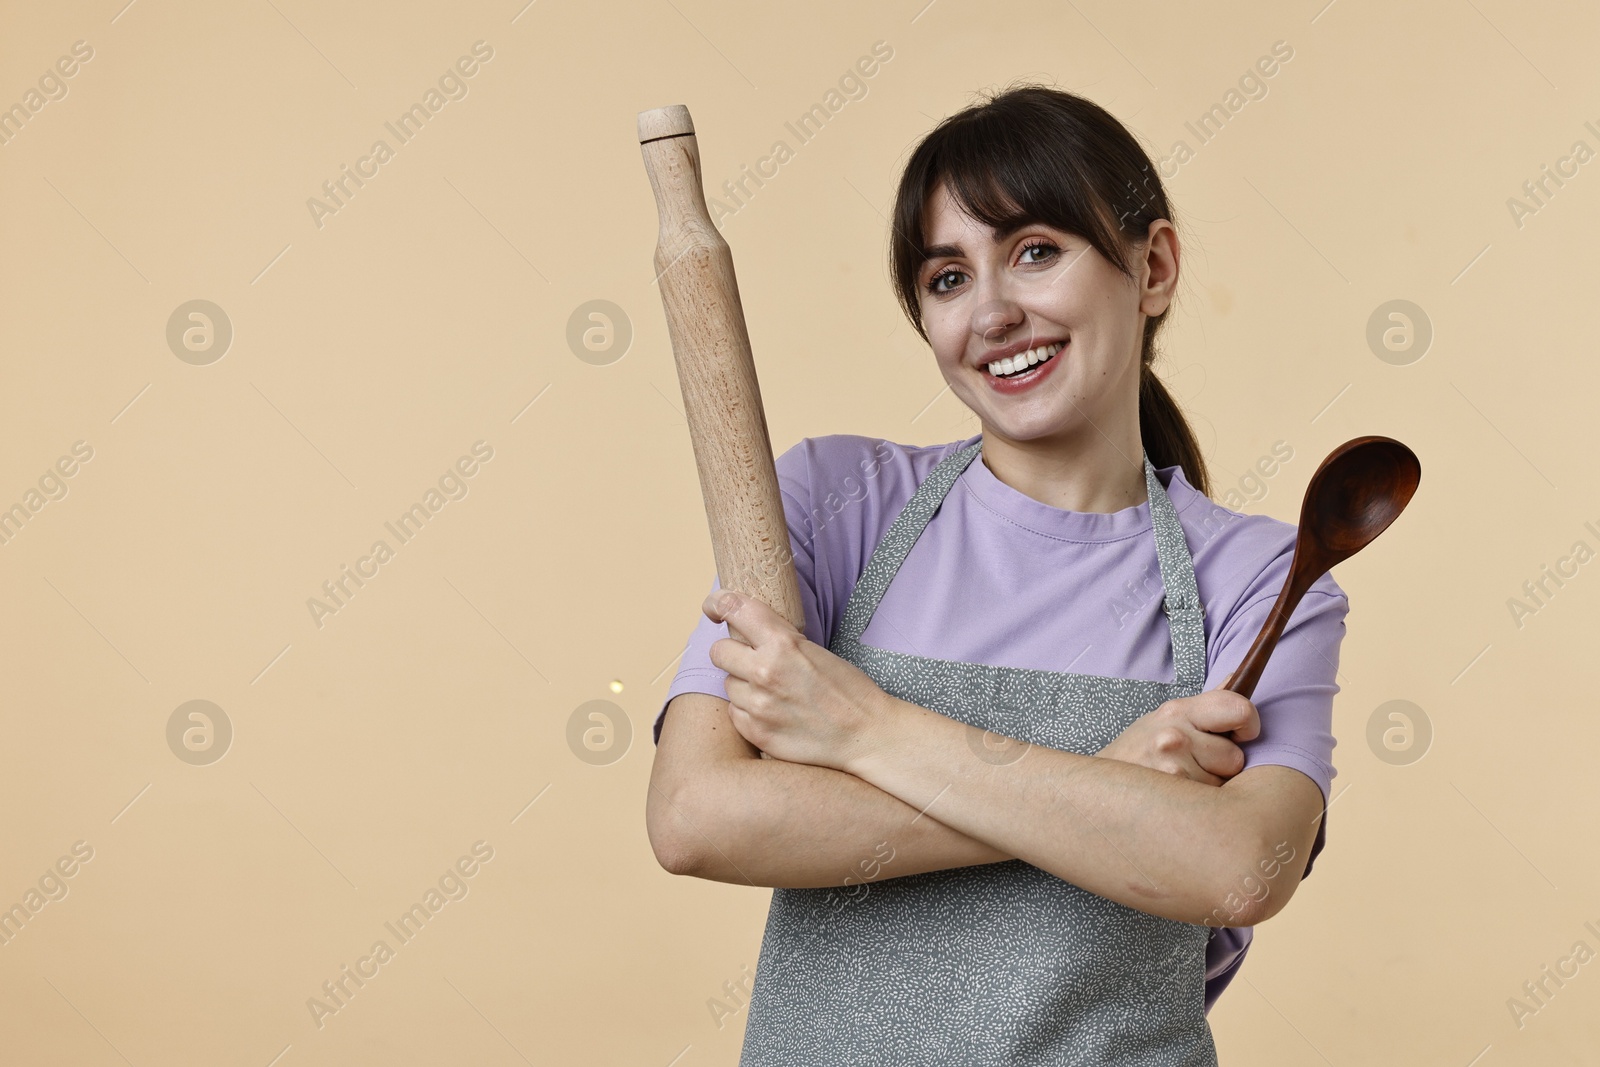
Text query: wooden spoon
1222 436 1421 698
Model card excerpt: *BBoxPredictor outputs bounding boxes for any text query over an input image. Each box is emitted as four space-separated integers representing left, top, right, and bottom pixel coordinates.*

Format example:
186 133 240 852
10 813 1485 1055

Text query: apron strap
833 440 1207 694
833 441 984 648
1144 453 1206 694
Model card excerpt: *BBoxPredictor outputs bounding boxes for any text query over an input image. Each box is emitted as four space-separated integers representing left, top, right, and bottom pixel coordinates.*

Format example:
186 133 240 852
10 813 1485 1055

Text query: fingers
707 635 761 688
1147 724 1229 786
720 689 761 746
1185 690 1262 743
1186 729 1247 780
702 588 792 648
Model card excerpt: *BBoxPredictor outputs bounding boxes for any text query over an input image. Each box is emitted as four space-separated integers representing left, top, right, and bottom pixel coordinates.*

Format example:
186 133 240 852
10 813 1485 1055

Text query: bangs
890 84 1168 341
880 82 1208 497
927 117 1124 271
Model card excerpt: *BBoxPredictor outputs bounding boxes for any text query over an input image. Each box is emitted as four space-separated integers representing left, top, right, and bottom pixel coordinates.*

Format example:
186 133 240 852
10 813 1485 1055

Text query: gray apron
738 441 1218 1066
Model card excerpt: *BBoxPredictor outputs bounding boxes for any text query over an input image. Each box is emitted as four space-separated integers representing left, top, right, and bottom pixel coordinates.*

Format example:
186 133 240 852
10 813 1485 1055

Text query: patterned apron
738 441 1219 1066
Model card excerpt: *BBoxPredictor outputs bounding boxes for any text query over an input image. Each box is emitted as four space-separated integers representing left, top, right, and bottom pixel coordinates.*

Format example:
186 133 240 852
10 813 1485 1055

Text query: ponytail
1138 362 1210 497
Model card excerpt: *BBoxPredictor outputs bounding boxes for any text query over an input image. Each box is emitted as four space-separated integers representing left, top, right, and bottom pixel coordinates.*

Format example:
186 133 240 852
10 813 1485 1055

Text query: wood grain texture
1223 435 1420 698
639 104 805 642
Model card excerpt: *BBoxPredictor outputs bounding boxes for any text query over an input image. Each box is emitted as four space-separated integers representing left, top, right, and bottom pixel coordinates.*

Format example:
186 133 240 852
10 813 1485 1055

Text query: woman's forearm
677 755 1014 888
846 694 1285 924
668 716 1170 890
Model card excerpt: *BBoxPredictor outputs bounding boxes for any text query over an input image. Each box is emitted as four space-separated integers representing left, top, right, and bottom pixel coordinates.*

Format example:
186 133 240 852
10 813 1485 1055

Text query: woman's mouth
982 340 1065 392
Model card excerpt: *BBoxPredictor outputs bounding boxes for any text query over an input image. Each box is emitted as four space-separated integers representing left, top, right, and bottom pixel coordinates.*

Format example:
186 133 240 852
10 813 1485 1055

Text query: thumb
702 587 748 624
702 588 788 644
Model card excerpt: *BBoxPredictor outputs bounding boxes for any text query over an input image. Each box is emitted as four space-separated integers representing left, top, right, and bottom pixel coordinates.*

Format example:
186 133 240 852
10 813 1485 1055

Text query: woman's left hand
703 588 894 771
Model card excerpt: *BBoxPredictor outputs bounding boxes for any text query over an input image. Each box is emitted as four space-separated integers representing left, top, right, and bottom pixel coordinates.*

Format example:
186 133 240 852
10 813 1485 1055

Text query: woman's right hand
1097 690 1260 787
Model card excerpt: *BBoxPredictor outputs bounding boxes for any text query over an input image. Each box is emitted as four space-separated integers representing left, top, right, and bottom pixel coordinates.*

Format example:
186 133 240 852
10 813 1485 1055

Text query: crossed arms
646 689 1325 928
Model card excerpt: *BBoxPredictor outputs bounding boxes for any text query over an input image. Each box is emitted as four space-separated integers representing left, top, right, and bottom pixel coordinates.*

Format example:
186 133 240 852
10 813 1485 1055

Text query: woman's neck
978 428 1148 514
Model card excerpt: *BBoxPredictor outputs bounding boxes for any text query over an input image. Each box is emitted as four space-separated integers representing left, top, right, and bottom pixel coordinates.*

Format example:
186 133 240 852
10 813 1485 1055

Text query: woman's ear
1137 219 1181 317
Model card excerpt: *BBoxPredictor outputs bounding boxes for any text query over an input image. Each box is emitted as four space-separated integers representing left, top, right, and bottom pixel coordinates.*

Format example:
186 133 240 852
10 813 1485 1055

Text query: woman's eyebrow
921 222 1037 262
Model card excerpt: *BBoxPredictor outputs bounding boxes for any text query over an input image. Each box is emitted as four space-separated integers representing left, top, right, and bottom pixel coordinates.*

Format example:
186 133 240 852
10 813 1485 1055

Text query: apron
738 440 1218 1067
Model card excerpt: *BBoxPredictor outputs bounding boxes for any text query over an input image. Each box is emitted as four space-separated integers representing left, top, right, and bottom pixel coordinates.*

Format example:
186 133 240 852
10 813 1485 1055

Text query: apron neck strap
1144 451 1207 694
833 441 1207 693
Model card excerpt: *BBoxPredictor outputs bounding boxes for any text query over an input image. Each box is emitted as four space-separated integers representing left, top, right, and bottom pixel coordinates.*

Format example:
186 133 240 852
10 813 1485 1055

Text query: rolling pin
638 104 804 645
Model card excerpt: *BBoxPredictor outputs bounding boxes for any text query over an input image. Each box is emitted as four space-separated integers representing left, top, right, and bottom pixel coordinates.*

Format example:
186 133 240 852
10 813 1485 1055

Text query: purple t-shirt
655 433 1348 1011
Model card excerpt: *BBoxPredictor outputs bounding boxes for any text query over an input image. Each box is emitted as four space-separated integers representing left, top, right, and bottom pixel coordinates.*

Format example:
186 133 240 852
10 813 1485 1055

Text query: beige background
0 0 1595 1063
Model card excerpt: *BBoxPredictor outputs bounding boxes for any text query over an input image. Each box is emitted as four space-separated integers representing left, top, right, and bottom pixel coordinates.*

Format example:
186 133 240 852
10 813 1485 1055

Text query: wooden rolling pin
638 104 804 644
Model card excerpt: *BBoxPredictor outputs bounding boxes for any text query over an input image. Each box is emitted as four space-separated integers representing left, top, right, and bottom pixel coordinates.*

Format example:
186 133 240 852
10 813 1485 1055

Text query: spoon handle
1219 434 1420 701
1221 558 1316 699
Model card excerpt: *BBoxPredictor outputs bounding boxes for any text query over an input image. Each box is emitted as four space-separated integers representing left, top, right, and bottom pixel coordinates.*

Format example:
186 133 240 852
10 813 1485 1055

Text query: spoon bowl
1305 439 1421 563
1222 436 1420 698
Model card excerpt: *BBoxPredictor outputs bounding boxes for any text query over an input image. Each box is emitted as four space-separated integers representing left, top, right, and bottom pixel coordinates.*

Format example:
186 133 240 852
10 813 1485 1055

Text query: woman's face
915 181 1177 448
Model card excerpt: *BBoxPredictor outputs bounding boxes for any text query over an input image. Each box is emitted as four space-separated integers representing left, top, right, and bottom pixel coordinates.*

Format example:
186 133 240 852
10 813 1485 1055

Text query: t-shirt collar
954 433 1195 543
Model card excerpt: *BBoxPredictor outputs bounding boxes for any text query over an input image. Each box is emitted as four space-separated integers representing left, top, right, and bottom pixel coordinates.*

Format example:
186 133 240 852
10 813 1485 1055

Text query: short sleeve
652 439 832 746
1200 532 1348 1010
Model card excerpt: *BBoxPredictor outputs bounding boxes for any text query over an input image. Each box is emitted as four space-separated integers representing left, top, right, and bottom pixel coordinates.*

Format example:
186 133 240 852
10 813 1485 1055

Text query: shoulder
773 434 975 532
774 433 971 481
1160 464 1350 637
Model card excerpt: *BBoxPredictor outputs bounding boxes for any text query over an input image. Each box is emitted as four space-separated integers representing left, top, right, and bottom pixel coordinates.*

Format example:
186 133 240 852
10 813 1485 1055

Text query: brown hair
887 83 1211 497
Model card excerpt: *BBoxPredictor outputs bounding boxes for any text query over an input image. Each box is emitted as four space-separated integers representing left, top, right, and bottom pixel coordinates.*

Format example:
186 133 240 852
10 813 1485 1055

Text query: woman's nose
972 296 1025 352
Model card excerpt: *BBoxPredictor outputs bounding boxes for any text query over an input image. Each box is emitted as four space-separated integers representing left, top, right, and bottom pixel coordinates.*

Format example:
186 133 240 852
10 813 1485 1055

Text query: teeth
987 340 1064 377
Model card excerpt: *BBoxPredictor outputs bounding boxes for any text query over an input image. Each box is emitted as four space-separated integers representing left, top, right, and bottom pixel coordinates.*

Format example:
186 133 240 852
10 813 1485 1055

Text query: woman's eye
1020 241 1059 264
924 242 1058 295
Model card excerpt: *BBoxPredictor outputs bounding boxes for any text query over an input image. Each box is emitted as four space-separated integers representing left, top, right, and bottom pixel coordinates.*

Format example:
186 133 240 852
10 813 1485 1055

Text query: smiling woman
649 82 1347 1067
887 85 1211 514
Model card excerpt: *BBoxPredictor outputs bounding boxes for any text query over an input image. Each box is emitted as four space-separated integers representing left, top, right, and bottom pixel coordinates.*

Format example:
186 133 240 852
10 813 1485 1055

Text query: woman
646 84 1347 1065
